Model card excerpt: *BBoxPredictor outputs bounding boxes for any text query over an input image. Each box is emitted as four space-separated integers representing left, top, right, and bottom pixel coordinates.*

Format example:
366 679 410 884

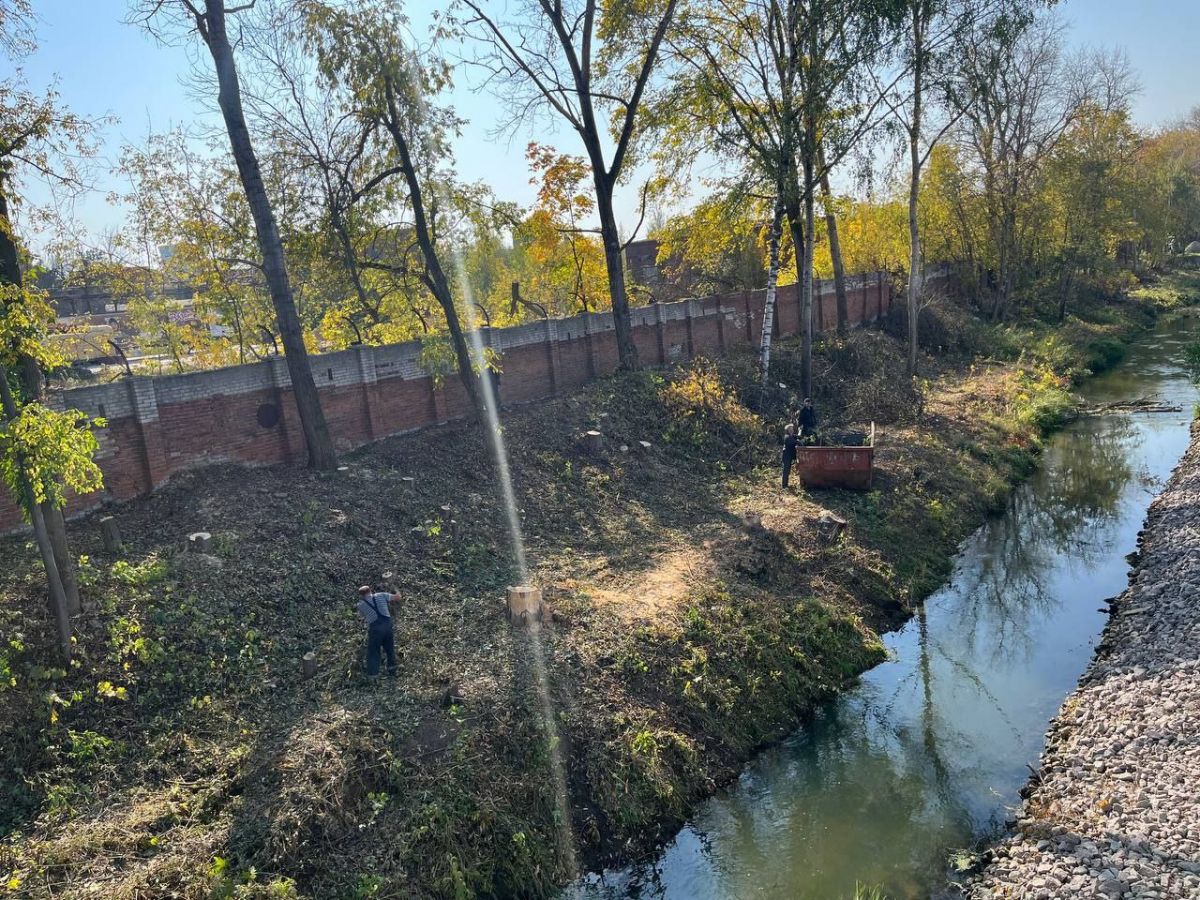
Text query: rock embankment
967 425 1200 899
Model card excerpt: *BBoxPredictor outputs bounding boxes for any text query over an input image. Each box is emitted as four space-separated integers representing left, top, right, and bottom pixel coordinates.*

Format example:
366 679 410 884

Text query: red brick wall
0 277 894 531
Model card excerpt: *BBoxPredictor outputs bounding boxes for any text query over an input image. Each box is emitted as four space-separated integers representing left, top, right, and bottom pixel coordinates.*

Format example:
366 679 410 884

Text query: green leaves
0 282 61 372
0 404 105 513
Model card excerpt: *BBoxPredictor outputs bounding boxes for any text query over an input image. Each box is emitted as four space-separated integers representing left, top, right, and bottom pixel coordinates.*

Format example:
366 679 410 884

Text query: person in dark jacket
357 585 400 679
782 423 799 488
798 397 818 444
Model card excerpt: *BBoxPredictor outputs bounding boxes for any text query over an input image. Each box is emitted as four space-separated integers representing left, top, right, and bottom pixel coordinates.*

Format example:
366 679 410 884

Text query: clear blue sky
11 0 1200 254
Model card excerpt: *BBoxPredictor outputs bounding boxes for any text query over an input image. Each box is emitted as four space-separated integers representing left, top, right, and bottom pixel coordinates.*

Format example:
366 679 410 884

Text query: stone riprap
966 425 1200 899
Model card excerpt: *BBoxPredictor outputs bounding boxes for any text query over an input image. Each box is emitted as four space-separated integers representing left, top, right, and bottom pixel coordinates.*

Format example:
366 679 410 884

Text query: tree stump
400 476 415 489
584 430 604 457
810 510 847 543
187 532 213 553
637 441 653 452
507 585 543 625
100 516 122 553
301 651 317 680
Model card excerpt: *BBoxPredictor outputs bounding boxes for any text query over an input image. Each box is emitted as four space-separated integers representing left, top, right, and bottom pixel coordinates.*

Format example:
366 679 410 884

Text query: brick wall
3 276 894 531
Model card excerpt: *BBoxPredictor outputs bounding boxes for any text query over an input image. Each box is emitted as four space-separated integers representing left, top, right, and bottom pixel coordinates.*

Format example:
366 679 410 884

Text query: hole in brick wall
256 403 280 429
97 403 106 418
327 368 334 381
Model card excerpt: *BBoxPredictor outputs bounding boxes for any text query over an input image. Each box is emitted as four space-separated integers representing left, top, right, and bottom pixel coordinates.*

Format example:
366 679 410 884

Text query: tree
1136 114 1200 261
947 14 1093 321
654 193 774 296
793 0 904 393
663 0 902 395
517 143 608 315
301 0 488 417
1046 101 1141 321
137 0 337 469
0 283 105 662
0 2 101 635
459 0 679 371
119 132 277 366
657 0 806 390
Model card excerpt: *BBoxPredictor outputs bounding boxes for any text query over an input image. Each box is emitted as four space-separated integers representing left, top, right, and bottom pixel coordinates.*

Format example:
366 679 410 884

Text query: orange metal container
796 424 875 490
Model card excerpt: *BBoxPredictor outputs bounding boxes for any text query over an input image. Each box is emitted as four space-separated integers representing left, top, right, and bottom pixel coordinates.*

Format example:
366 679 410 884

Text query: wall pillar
653 302 667 364
268 356 298 463
544 319 562 394
583 313 598 379
683 299 697 358
355 344 379 441
126 377 166 492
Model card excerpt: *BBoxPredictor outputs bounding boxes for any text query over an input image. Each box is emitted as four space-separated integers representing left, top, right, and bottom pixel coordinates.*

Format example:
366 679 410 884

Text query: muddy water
571 317 1200 900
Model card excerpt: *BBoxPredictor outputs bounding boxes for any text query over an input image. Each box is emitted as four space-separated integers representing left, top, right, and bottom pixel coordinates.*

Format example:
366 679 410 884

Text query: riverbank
964 419 1200 900
0 274 1192 899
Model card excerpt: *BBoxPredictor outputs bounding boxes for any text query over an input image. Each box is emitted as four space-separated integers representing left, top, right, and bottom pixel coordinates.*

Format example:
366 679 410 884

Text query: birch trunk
758 201 785 401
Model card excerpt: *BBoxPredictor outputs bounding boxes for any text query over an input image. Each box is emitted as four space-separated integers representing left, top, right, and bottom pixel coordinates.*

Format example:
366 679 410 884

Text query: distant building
625 239 663 286
48 279 193 318
624 238 703 302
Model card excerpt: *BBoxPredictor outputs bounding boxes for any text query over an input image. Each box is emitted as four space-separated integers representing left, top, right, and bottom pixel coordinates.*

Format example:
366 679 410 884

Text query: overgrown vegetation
3 265 1193 898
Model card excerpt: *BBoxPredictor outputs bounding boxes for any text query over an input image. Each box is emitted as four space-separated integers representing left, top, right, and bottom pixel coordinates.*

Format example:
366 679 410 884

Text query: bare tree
136 0 337 469
459 0 679 371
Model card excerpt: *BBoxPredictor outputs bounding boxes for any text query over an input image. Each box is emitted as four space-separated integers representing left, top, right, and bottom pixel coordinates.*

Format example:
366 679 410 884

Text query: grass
0 264 1195 899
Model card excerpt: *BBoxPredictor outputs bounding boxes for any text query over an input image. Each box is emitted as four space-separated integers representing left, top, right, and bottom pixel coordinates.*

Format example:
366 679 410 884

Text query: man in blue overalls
357 585 400 680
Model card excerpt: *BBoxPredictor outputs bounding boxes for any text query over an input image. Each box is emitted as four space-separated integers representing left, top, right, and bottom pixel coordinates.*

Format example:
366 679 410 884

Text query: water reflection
571 318 1200 900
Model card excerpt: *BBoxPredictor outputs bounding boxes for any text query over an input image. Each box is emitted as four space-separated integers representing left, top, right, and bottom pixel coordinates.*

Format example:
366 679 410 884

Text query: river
569 316 1200 900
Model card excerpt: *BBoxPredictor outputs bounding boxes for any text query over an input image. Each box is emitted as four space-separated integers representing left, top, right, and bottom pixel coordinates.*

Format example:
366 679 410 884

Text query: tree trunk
800 145 817 399
785 201 809 399
0 365 71 662
907 9 924 377
201 0 337 470
379 79 483 420
818 149 848 334
0 186 82 614
907 156 922 376
593 174 639 371
758 200 785 404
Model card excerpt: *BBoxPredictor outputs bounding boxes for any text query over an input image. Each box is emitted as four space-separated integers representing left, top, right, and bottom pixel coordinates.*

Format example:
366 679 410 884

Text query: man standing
357 585 399 680
798 397 818 444
782 423 799 489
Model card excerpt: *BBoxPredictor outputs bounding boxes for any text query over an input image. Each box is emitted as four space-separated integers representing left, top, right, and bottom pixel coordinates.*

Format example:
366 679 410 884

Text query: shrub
659 358 760 448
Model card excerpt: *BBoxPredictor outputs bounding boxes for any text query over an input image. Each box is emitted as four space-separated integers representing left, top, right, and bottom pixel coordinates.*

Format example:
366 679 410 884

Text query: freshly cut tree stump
507 585 543 625
584 430 604 457
100 516 122 553
301 651 317 680
187 532 213 553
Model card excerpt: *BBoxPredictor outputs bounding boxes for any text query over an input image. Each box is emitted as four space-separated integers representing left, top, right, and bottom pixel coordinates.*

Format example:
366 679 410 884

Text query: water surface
571 317 1200 899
